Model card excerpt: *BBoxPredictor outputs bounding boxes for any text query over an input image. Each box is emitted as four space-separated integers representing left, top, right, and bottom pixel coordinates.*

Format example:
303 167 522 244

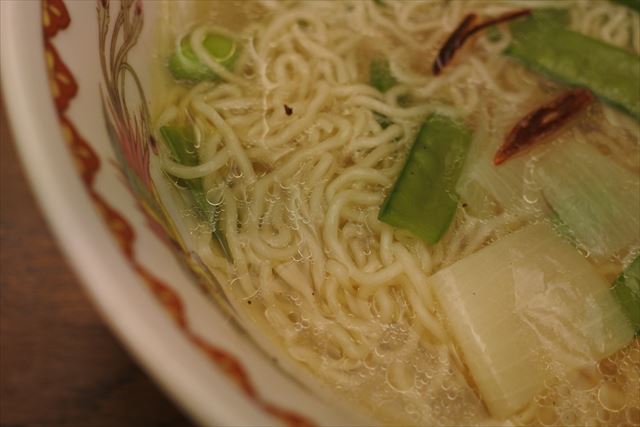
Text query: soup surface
151 1 640 425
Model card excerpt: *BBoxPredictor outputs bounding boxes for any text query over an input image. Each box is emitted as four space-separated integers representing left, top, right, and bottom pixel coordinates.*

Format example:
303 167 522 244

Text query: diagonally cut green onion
369 58 397 93
488 9 568 46
160 125 231 259
160 125 199 166
379 114 471 244
506 12 640 120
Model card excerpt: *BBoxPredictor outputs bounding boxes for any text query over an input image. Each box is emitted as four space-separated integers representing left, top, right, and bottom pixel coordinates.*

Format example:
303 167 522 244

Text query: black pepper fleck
284 104 293 115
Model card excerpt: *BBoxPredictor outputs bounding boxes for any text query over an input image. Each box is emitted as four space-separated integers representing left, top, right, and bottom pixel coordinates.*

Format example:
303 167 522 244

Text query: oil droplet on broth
566 364 601 391
598 357 619 377
385 360 415 392
560 411 578 425
596 407 612 423
625 406 640 426
537 406 558 426
597 382 626 412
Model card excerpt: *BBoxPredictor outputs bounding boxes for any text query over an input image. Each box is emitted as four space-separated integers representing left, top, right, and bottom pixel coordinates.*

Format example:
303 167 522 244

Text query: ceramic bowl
0 1 366 425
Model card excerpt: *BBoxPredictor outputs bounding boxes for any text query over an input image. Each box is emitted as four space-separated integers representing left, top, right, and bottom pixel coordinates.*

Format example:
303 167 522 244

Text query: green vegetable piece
160 125 199 166
370 58 397 93
534 140 640 261
548 210 578 248
430 223 635 418
487 9 568 43
611 0 640 12
486 26 502 42
506 12 640 120
160 125 207 210
530 8 571 26
373 112 393 129
160 125 232 260
379 114 472 244
612 256 640 334
169 31 239 82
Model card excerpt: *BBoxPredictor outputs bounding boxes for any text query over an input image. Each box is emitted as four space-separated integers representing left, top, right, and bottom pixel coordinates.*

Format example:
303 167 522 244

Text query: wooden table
0 93 194 426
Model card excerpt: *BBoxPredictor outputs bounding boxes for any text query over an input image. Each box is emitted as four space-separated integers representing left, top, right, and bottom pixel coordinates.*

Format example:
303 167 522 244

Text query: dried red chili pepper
494 88 595 165
433 13 478 75
432 9 531 75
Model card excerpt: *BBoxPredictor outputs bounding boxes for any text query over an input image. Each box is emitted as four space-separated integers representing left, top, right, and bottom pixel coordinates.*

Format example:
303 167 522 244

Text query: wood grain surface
0 92 195 427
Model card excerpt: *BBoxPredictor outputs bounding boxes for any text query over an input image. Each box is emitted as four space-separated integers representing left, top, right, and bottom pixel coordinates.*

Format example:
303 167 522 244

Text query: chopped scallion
506 12 640 119
160 125 231 259
379 114 471 244
169 31 239 82
369 58 398 93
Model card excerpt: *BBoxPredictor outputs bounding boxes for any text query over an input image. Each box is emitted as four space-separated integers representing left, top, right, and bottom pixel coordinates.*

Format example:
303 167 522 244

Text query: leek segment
534 141 640 261
160 126 231 259
456 109 547 217
459 127 639 260
430 223 634 419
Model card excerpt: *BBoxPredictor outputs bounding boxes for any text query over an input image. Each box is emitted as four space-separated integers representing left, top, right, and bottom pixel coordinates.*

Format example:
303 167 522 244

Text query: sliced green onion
160 125 231 259
527 8 571 27
169 31 239 83
379 114 471 244
373 112 393 129
160 125 199 166
369 58 398 93
507 12 640 120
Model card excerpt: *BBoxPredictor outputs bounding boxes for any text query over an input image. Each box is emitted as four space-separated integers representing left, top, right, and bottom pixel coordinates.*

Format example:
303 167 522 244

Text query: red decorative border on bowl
41 1 315 425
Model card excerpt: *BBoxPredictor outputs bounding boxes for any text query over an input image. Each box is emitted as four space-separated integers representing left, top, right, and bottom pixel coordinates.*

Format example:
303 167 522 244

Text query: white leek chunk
534 140 640 260
429 223 634 419
456 108 547 217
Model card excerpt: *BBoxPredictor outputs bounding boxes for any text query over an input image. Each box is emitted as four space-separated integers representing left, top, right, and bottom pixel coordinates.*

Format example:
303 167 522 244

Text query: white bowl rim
0 2 283 426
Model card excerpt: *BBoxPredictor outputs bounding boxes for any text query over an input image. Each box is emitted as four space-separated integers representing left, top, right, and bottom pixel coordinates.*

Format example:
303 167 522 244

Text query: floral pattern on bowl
32 0 366 425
